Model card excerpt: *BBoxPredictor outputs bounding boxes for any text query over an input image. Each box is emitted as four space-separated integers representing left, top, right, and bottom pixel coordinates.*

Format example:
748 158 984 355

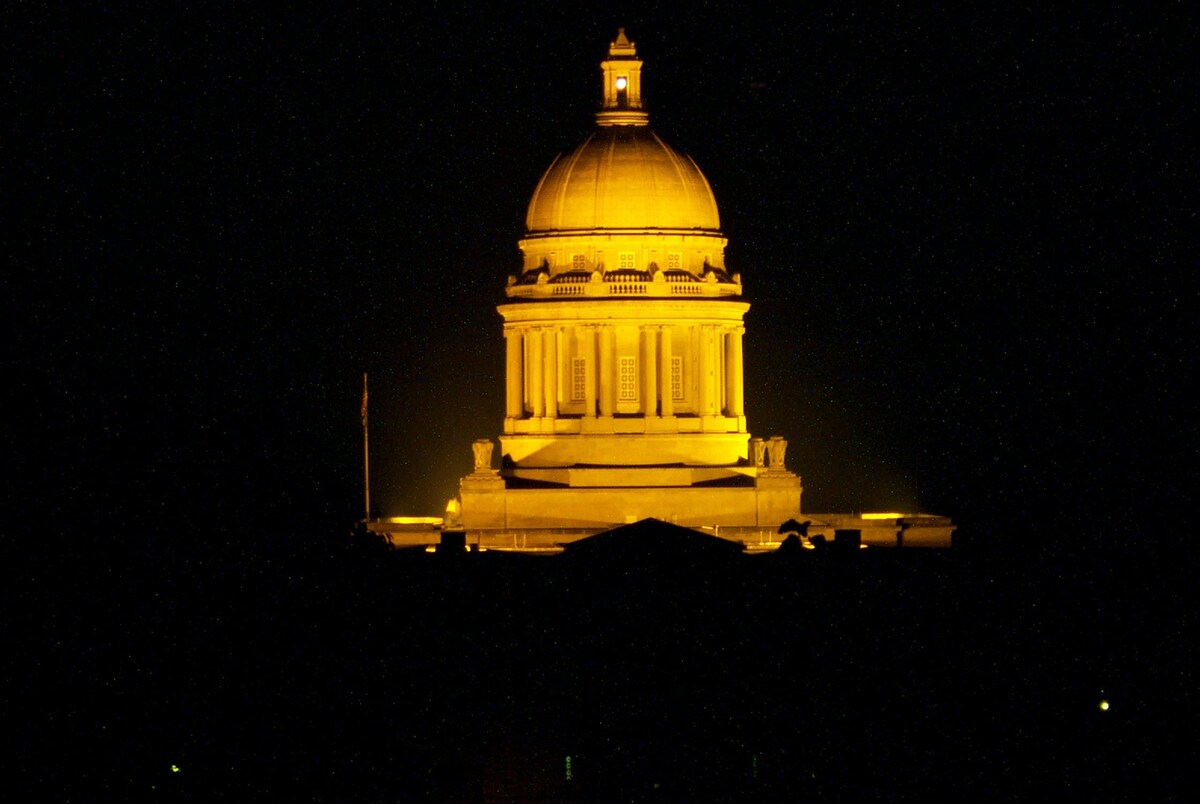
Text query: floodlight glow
862 512 904 520
615 76 628 90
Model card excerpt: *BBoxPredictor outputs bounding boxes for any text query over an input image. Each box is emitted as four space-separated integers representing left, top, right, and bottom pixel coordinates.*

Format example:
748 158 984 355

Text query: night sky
9 3 1195 798
12 3 1191 538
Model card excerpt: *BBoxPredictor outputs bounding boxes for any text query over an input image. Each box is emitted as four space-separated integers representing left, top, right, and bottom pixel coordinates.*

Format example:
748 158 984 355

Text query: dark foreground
17 523 1192 801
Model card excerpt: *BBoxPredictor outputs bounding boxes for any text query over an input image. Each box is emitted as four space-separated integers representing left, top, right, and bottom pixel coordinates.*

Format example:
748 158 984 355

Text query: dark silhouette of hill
563 518 746 563
16 509 1192 801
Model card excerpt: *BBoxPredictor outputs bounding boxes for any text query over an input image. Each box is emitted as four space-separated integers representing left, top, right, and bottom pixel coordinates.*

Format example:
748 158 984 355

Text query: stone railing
609 282 647 295
507 277 742 299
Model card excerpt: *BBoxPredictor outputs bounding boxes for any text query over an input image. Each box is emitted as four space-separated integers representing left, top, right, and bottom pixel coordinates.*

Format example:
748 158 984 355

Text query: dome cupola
595 26 649 127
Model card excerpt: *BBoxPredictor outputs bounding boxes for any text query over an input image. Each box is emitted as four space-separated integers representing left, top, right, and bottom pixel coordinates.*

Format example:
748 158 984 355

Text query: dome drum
505 268 742 299
517 230 729 279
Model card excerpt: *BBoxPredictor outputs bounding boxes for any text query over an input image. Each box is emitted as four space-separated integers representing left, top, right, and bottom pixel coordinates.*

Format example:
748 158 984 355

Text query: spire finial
611 27 634 54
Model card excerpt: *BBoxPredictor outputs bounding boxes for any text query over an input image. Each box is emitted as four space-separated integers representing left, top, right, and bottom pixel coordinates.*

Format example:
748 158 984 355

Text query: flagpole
361 372 371 523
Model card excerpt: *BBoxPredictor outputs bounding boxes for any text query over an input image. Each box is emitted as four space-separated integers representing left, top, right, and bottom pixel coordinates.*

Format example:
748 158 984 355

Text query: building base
459 466 802 531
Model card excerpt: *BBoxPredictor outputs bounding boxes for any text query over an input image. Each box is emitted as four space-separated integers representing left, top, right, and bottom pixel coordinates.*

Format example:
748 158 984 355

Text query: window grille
571 358 587 401
671 356 684 400
618 357 638 401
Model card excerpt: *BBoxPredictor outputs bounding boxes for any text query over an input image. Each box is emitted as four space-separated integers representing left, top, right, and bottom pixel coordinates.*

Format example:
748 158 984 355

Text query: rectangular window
671 356 684 400
618 356 638 401
572 253 586 270
667 252 682 270
619 252 635 270
571 358 587 401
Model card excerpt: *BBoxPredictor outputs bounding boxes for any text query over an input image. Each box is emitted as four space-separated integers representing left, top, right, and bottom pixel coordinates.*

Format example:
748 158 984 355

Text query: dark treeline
17 516 1190 801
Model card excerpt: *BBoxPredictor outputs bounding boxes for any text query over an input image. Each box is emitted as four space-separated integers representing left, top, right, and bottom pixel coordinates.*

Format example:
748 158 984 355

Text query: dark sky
11 3 1191 545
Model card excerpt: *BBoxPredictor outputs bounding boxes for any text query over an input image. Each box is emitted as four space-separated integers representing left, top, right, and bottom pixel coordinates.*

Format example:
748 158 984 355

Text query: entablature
497 298 750 323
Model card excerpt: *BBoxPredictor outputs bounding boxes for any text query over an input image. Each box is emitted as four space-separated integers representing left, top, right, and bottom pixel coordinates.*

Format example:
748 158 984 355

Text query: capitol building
382 30 952 550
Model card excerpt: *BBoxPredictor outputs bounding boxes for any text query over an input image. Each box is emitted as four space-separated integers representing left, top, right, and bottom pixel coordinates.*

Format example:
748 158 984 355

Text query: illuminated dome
455 28 812 543
515 28 731 282
525 128 721 232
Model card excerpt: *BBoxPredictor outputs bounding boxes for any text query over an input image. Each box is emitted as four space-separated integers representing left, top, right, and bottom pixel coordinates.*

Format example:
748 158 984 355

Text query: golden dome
514 29 731 283
525 127 721 233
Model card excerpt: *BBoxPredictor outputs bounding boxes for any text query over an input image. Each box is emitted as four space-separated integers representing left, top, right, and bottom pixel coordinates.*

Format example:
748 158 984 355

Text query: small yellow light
171 765 180 773
1099 700 1110 711
862 512 904 520
385 516 443 525
615 76 628 90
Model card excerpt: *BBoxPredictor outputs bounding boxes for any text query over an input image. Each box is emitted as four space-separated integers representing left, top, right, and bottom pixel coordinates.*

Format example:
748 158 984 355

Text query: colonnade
504 323 745 420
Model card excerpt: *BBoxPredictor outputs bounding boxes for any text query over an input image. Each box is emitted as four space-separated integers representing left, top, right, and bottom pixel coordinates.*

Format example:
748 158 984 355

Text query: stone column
583 326 597 417
505 329 523 418
715 327 725 415
659 325 673 418
598 325 614 417
697 325 711 415
725 326 744 417
528 327 544 417
543 327 558 419
642 326 658 416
